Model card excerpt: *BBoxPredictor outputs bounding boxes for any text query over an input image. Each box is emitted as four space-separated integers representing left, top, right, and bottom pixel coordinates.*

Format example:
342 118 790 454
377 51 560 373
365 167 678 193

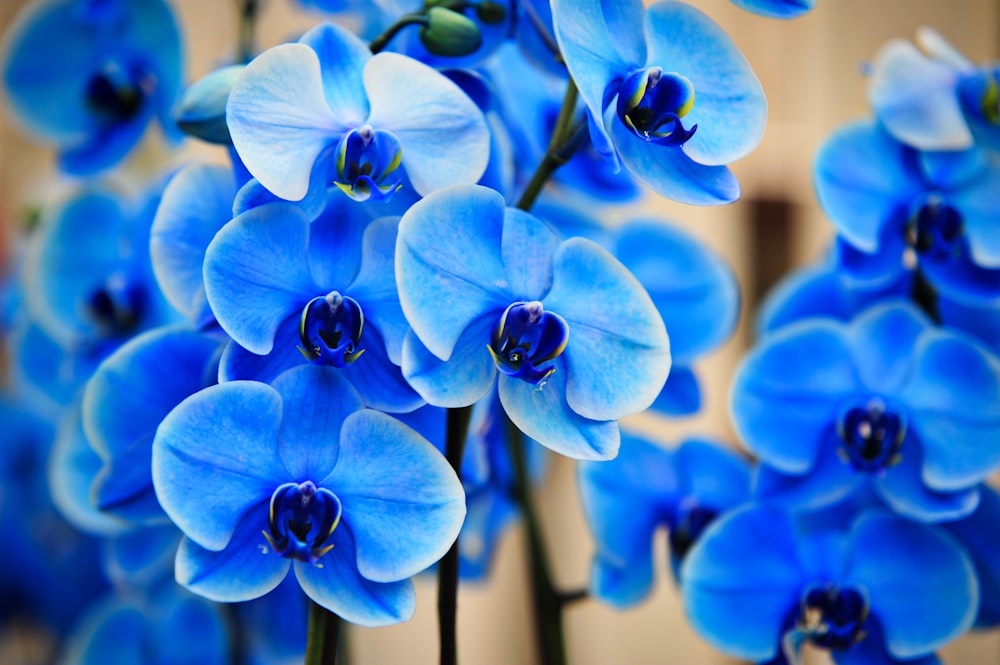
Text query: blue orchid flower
151 364 466 626
944 484 1000 629
814 120 1000 305
226 22 489 204
868 27 1000 152
396 185 670 460
682 505 975 664
203 196 421 413
612 220 738 415
551 0 766 204
1 0 182 175
729 0 815 19
732 300 1000 522
579 433 749 607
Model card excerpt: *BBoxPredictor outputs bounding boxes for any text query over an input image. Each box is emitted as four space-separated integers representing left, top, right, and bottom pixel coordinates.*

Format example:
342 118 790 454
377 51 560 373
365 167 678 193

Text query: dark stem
304 600 340 665
505 418 569 665
368 15 428 54
516 80 581 212
237 0 258 64
438 405 472 665
910 267 941 324
521 1 563 61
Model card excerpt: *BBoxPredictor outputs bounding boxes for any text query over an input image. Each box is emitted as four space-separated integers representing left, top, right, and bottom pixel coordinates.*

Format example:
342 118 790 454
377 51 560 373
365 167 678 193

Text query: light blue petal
680 505 804 662
396 185 510 361
948 152 1000 268
218 316 303 384
550 0 635 156
731 320 860 473
153 381 288 551
614 220 738 363
150 164 235 325
271 365 362 481
813 121 921 253
323 410 465 582
500 208 561 301
175 515 291 602
204 203 317 354
364 53 489 196
610 110 740 205
227 43 346 201
346 217 407 365
341 325 425 412
306 181 370 289
298 22 371 126
402 322 498 408
644 1 766 165
844 511 977 658
650 365 701 415
498 361 619 460
868 40 972 151
753 430 860 511
592 554 654 608
544 238 670 421
294 524 416 627
847 302 929 395
901 331 1000 490
729 0 815 19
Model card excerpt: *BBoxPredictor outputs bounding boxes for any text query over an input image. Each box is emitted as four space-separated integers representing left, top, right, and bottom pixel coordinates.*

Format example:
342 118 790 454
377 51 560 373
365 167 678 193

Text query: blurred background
1 0 998 663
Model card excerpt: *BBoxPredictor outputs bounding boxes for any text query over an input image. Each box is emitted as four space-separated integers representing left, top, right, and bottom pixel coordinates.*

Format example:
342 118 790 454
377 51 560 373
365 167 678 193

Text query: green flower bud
418 7 483 57
174 64 245 144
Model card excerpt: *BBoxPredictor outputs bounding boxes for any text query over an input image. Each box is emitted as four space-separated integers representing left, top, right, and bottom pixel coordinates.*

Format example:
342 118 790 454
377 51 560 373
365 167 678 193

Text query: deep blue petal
729 0 815 19
847 302 929 396
944 485 1000 627
592 554 654 609
650 365 701 415
298 22 372 125
340 325 425 413
753 431 861 512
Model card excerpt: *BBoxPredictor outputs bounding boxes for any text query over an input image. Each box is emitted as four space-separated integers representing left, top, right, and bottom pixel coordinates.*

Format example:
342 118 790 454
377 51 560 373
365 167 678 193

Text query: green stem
505 419 568 665
910 266 941 324
438 405 473 665
369 15 428 54
516 79 581 212
304 600 340 665
237 0 258 64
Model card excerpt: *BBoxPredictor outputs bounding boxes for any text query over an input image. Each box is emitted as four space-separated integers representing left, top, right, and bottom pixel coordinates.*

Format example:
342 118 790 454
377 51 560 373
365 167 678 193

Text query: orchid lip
488 301 569 387
262 480 342 566
297 291 366 368
796 584 870 651
616 67 697 146
835 398 906 473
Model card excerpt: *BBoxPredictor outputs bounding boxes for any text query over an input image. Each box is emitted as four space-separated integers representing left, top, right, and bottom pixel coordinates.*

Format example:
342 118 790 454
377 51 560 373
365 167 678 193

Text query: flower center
797 585 869 651
331 125 404 202
617 67 697 146
85 271 146 337
84 60 151 125
906 193 964 261
487 301 569 387
668 502 718 561
297 291 365 368
262 481 342 565
836 399 905 473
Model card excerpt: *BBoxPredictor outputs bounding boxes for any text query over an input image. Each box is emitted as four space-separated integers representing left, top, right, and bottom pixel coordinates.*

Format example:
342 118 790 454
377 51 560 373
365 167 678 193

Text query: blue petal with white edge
298 23 371 126
346 217 408 365
341 325 425 413
498 359 619 460
814 121 922 253
151 164 235 325
396 185 510 361
204 203 317 355
402 322 498 408
227 43 347 201
901 331 1000 491
153 381 288 551
644 1 766 166
847 302 929 396
544 238 670 421
729 0 815 18
674 439 751 510
731 320 860 474
651 365 701 415
592 554 654 609
175 514 291 602
946 151 1000 268
844 511 977 658
753 431 860 512
364 53 489 196
500 208 561 301
323 410 465 582
680 505 805 662
295 524 416 627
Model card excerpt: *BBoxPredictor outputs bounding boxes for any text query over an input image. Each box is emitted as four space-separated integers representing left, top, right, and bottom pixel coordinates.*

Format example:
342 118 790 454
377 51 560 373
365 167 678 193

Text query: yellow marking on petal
982 76 1000 124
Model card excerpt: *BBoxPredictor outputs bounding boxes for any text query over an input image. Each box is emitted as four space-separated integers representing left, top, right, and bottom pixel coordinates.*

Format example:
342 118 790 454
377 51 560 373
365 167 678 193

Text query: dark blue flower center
488 301 569 387
297 291 365 368
263 481 342 565
797 585 869 651
617 67 697 146
668 502 718 561
907 193 964 261
85 271 146 337
85 60 151 125
836 399 905 473
331 125 403 202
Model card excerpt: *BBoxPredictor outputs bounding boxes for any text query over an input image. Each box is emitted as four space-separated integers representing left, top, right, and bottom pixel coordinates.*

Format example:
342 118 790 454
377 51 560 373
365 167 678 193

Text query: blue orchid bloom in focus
203 197 421 413
1 0 182 175
682 505 975 665
551 0 766 204
869 27 1000 152
732 300 1000 522
815 120 1000 307
151 364 465 626
579 433 749 607
395 185 671 460
226 22 489 204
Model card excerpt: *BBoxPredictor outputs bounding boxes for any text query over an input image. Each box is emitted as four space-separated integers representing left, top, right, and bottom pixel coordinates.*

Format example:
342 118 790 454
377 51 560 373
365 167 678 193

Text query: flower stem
236 0 258 64
438 405 473 665
516 79 581 212
304 600 340 665
369 15 428 54
505 419 570 665
910 267 941 324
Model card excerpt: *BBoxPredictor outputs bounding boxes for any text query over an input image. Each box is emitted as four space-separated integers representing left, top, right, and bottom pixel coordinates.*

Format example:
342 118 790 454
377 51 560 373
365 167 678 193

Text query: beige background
1 0 999 663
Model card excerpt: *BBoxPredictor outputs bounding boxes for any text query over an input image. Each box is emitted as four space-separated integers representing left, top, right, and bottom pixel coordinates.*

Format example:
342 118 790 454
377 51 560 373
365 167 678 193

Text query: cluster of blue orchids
1 0 997 664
